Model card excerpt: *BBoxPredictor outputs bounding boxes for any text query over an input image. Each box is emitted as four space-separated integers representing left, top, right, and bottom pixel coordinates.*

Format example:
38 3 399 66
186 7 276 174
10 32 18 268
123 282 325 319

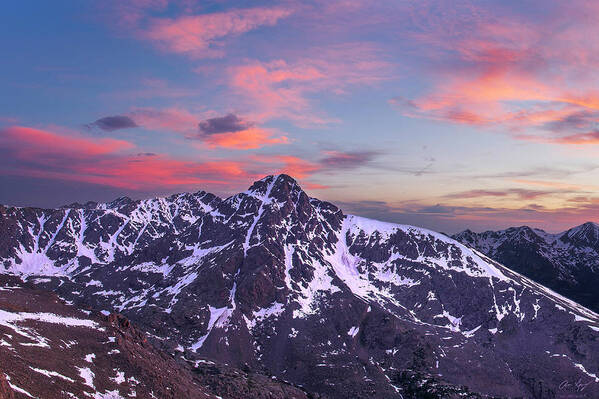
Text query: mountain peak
249 174 298 189
246 174 305 203
580 221 599 229
561 221 599 247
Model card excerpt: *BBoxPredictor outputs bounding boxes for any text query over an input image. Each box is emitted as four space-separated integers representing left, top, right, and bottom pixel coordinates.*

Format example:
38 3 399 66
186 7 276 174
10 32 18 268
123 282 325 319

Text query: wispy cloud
138 6 292 58
0 126 133 158
336 197 599 234
98 1 292 57
229 43 393 126
319 150 378 170
392 0 599 146
472 164 599 180
442 188 569 201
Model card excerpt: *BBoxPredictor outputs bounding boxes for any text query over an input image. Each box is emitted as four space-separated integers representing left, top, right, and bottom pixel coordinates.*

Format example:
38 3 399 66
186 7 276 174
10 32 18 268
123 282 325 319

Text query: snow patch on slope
329 215 508 297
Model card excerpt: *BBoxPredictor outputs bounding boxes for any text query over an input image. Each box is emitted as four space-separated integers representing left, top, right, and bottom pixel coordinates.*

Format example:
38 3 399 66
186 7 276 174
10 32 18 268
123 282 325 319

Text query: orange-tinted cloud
395 1 599 145
0 125 321 191
550 131 599 145
196 113 288 150
203 127 288 150
272 155 321 179
99 108 290 150
0 125 258 190
511 179 599 192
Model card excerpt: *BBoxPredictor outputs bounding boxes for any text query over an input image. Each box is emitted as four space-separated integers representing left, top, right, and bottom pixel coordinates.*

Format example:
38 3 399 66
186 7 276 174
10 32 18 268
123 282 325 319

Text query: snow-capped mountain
453 223 599 313
2 175 599 398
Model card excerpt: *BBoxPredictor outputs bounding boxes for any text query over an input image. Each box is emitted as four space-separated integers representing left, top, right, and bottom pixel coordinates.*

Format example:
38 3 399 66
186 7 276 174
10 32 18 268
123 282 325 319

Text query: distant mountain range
1 174 599 398
453 222 599 313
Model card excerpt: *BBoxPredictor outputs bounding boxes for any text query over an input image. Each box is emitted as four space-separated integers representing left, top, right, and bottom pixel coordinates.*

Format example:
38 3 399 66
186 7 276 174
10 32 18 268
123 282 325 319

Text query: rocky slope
0 274 309 399
0 274 216 399
1 174 599 398
453 223 599 313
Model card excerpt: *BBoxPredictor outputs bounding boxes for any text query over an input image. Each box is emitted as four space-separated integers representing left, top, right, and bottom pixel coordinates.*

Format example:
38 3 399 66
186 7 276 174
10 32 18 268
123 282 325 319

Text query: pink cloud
141 7 292 58
66 157 254 189
0 125 252 190
0 126 133 158
270 155 321 179
230 60 323 125
549 131 599 145
229 43 393 126
127 108 289 150
0 125 319 191
203 127 288 150
395 1 599 145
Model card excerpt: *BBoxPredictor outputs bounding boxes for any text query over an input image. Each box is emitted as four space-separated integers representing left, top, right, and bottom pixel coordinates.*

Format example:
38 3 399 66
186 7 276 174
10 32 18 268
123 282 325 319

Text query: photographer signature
559 378 592 392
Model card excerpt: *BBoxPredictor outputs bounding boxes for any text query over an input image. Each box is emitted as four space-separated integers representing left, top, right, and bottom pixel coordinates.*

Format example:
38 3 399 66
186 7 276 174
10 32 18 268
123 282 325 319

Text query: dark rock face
1 174 599 398
453 223 599 312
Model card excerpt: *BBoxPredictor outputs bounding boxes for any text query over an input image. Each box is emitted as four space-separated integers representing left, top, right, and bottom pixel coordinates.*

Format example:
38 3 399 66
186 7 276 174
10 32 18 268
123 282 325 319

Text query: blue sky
1 0 598 233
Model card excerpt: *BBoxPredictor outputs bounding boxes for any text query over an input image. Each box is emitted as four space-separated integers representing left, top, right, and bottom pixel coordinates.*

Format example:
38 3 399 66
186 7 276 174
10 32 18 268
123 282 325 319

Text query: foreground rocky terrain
0 274 309 399
1 174 599 398
454 223 599 313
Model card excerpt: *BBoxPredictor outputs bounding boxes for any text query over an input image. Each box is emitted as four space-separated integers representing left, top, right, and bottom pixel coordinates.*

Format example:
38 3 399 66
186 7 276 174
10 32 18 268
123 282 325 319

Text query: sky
1 0 599 233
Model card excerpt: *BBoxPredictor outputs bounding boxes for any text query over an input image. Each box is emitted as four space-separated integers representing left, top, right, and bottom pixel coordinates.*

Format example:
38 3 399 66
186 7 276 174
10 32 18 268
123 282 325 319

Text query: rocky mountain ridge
1 174 599 398
453 223 599 313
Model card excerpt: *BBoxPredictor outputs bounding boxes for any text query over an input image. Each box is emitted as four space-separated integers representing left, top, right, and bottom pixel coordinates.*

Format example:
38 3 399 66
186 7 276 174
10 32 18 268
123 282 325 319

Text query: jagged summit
455 222 598 238
243 174 306 203
453 221 599 314
561 221 599 246
40 174 304 214
249 173 298 189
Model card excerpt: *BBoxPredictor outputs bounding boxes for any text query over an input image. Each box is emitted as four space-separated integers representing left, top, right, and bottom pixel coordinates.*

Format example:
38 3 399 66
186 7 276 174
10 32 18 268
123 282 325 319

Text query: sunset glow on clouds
142 7 293 58
1 0 599 232
393 0 599 146
0 125 308 190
